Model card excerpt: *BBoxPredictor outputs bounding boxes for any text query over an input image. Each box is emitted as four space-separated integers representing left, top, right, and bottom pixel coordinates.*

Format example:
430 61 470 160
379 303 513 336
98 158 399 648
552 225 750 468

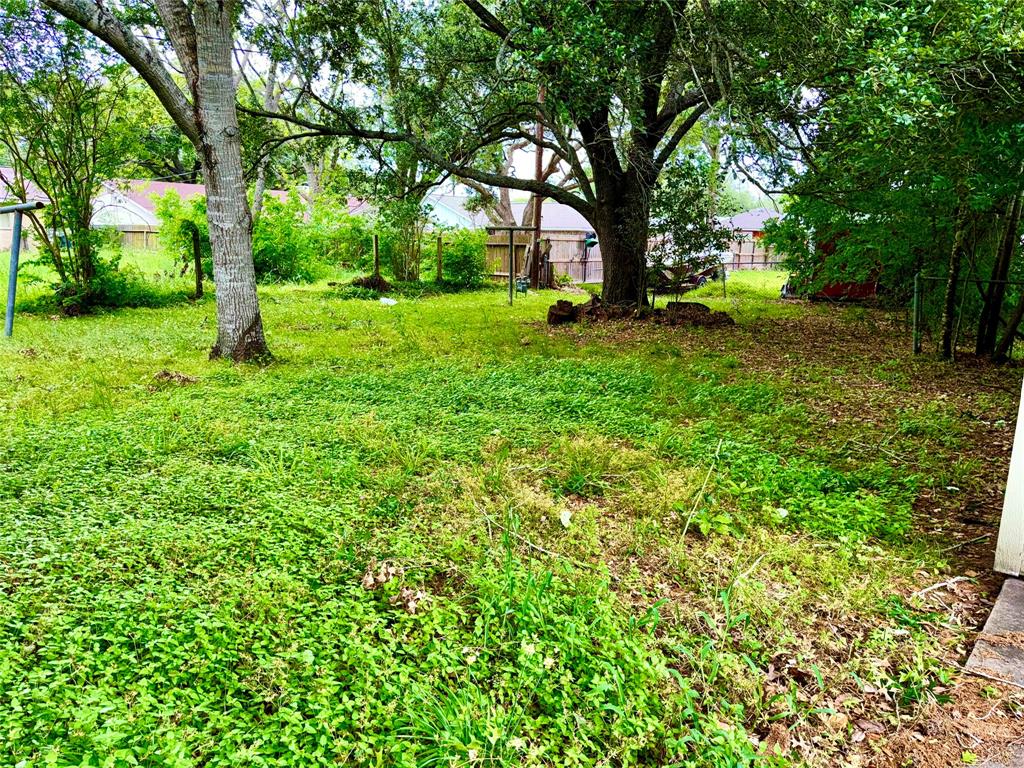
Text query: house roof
0 166 48 205
720 207 783 233
118 179 289 213
1 168 290 221
509 200 593 232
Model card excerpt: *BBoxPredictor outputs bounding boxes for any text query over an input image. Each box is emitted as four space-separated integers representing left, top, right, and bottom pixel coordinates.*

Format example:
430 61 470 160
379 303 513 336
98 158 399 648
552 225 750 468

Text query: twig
941 534 991 553
958 664 1024 692
682 439 723 538
911 576 971 600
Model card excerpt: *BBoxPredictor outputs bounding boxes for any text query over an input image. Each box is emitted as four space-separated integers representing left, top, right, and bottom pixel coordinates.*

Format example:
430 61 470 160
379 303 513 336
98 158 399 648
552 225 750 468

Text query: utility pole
530 85 546 289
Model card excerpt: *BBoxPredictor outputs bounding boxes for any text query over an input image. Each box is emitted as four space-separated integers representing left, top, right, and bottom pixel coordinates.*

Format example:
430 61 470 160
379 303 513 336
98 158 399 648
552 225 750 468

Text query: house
719 207 783 270
502 200 602 283
0 168 289 251
0 168 46 250
92 180 289 249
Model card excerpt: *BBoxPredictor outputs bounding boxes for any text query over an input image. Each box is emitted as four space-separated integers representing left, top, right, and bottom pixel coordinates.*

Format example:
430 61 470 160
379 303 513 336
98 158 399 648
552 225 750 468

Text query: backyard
1 270 1021 767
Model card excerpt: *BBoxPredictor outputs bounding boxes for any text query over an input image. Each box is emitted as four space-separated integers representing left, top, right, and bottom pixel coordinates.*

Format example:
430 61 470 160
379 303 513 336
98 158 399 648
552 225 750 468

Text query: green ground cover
0 269 1018 767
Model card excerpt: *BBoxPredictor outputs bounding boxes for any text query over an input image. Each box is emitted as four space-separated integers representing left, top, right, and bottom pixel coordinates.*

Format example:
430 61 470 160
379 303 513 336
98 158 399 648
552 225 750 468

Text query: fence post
912 272 922 355
508 229 515 305
5 210 24 338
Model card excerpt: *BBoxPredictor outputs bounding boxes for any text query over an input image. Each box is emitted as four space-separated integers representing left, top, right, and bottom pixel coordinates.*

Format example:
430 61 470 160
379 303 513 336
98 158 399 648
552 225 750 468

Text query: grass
0 268 1018 767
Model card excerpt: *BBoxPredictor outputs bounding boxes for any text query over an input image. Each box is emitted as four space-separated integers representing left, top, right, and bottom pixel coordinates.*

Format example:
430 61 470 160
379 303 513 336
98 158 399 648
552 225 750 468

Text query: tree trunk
594 185 651 305
302 158 322 220
39 0 270 360
940 210 967 360
995 290 1024 361
250 62 279 223
194 3 269 361
978 196 1021 357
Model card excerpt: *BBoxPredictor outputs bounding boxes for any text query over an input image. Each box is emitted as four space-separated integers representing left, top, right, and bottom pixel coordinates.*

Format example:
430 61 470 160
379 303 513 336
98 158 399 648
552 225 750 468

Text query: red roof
0 166 48 204
1 168 289 212
120 179 288 212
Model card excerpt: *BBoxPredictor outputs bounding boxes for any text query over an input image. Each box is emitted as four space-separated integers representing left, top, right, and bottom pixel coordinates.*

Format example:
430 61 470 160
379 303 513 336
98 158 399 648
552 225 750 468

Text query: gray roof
510 201 592 231
720 207 783 233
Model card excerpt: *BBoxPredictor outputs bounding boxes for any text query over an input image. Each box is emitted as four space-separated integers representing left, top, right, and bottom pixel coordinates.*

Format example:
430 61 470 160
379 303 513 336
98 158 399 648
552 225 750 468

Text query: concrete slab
966 578 1024 688
980 743 1024 768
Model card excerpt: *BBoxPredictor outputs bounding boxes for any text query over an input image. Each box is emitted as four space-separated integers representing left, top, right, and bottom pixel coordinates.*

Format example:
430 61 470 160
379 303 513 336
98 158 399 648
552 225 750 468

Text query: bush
156 190 375 284
250 196 323 283
307 198 375 270
439 228 488 287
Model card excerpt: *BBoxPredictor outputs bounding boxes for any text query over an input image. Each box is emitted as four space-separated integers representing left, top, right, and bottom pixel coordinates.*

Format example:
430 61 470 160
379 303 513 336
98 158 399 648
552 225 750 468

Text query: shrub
440 228 488 287
307 196 375 270
251 196 326 283
156 190 351 284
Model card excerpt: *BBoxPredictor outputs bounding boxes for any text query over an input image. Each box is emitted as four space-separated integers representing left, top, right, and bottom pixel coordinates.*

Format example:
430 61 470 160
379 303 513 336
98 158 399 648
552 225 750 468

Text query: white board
995 377 1024 575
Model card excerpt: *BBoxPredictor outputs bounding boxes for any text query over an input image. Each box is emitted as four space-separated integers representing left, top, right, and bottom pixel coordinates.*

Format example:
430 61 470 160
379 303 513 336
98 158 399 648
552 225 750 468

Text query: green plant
439 228 488 288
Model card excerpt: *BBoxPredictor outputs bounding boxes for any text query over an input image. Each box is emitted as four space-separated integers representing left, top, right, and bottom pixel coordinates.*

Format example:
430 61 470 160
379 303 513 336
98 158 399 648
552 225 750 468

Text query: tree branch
242 106 595 218
40 0 198 144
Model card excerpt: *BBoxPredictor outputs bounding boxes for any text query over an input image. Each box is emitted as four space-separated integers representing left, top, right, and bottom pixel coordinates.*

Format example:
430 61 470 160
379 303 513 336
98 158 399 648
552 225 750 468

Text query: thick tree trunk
194 3 269 361
594 186 651 306
940 210 967 360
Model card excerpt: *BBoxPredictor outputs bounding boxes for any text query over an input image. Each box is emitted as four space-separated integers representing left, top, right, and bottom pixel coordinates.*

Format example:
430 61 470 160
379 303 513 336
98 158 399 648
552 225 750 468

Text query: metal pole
912 272 921 354
531 86 546 289
5 210 23 337
508 229 515 305
2 202 43 338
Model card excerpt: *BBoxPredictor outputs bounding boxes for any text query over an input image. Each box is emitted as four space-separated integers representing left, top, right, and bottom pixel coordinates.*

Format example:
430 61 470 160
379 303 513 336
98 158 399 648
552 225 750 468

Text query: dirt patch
349 274 393 293
547 296 735 327
151 370 198 388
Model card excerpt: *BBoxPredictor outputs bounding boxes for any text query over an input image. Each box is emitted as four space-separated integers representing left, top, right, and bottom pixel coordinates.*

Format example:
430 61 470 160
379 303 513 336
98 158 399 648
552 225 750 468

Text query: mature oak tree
41 0 269 360
260 0 826 305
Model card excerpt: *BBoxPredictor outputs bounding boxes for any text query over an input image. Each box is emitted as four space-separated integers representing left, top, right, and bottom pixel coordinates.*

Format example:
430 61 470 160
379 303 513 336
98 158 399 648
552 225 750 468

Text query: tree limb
41 0 199 144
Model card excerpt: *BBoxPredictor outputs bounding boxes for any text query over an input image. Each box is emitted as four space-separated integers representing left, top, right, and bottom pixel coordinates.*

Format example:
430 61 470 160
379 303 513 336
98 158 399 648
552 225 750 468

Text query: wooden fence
486 231 603 285
119 227 160 250
727 236 777 270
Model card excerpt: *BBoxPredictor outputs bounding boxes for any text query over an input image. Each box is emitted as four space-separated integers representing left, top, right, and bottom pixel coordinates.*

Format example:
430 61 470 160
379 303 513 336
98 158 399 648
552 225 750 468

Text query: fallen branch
911 576 971 600
480 510 604 576
941 534 991 553
958 664 1024 692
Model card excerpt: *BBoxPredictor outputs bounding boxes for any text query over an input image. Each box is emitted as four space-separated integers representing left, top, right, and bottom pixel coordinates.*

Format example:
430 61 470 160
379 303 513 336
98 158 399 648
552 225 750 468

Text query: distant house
347 191 603 283
0 168 46 250
719 207 783 270
0 168 289 251
92 180 288 249
503 201 602 283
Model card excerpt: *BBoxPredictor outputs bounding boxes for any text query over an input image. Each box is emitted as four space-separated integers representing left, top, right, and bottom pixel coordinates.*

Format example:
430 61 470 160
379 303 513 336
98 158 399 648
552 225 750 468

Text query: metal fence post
508 229 515 305
3 201 44 338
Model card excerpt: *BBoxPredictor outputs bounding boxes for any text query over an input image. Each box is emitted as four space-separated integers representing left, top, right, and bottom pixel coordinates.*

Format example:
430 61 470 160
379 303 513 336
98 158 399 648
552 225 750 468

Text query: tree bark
191 226 204 299
977 196 1021 357
940 209 967 360
193 1 269 361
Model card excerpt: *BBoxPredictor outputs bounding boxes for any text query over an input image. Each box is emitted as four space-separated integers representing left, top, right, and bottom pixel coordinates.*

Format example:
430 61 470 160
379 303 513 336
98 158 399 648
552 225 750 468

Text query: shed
719 208 783 270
